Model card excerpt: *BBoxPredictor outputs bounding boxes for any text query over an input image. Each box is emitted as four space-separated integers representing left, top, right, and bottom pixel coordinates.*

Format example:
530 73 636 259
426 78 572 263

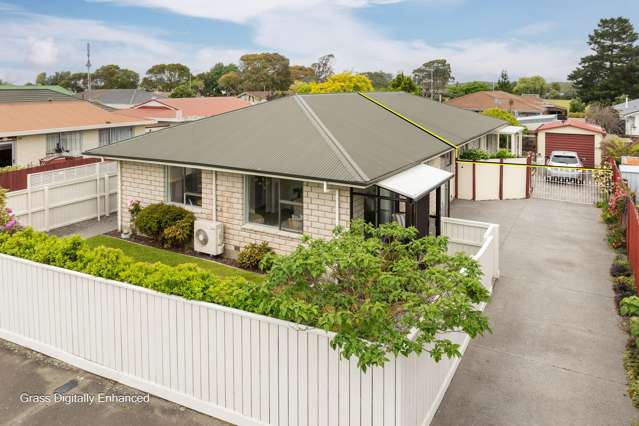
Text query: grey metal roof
85 92 500 185
365 92 506 146
0 87 77 103
82 89 166 106
614 99 639 116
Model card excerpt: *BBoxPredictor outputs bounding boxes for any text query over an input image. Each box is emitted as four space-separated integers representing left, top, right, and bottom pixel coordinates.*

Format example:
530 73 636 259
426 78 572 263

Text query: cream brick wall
119 163 352 255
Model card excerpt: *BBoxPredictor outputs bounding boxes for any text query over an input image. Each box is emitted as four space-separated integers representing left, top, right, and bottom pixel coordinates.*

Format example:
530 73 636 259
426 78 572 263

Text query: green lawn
85 235 263 282
547 99 571 111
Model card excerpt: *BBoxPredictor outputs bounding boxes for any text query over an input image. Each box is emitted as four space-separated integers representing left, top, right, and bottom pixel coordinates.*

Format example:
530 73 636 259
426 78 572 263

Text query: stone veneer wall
120 161 352 255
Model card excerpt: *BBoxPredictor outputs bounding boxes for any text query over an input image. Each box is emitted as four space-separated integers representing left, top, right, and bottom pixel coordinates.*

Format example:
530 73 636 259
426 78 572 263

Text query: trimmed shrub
237 242 274 271
494 149 515 159
460 148 490 161
133 203 194 248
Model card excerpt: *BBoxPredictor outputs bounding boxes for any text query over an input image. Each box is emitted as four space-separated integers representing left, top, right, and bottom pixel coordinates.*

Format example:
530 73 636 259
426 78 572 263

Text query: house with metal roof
85 91 507 256
614 98 639 137
0 85 153 167
446 90 567 119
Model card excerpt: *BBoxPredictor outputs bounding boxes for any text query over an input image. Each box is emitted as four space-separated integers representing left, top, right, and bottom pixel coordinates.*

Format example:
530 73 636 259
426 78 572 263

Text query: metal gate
530 167 609 204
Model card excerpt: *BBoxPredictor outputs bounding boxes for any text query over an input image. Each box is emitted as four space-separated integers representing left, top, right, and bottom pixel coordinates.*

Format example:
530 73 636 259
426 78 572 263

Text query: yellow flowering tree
292 72 373 94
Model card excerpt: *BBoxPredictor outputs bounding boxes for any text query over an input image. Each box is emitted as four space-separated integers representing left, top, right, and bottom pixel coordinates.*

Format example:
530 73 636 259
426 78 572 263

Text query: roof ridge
294 95 369 182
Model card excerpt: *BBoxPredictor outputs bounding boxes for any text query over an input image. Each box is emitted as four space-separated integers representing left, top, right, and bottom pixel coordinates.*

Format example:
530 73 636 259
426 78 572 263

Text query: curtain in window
60 132 82 156
46 133 60 154
99 127 133 147
99 129 110 147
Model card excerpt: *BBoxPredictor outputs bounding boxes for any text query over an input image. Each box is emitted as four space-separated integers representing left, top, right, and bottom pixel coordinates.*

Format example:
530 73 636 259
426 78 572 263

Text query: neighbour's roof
446 90 566 115
80 89 167 106
117 97 251 121
614 99 639 116
537 119 605 134
0 101 153 137
0 85 76 103
85 92 506 186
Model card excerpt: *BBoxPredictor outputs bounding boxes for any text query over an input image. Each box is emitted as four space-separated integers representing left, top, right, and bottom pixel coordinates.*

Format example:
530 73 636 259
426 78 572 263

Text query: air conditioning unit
194 220 224 256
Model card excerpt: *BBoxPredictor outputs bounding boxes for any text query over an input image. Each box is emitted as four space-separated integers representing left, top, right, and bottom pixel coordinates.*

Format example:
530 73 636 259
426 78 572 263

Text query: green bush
460 148 490 161
569 98 586 113
608 225 627 250
237 242 274 271
568 111 586 118
624 342 639 407
133 203 194 248
621 296 639 316
494 149 515 159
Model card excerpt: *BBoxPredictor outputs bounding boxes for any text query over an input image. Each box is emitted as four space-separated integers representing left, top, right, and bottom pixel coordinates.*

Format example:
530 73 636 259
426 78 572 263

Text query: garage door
545 133 595 168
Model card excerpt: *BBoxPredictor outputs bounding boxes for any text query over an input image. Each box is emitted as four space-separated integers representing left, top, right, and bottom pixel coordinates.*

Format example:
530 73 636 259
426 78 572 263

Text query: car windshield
551 155 579 165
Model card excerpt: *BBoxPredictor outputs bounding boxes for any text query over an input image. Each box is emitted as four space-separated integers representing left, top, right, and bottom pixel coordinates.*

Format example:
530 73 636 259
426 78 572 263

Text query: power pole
86 43 92 96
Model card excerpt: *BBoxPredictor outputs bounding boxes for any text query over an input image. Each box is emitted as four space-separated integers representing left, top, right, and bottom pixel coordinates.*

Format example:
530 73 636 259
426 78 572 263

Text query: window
99 127 133 147
46 132 82 156
246 176 303 233
166 166 202 207
352 186 402 227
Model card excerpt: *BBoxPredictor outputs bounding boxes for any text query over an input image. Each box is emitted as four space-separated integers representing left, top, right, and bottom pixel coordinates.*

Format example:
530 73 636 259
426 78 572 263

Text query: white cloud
0 1 584 84
513 21 558 36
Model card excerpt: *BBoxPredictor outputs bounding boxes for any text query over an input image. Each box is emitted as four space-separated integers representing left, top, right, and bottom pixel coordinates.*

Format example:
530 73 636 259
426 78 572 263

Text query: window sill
241 223 303 239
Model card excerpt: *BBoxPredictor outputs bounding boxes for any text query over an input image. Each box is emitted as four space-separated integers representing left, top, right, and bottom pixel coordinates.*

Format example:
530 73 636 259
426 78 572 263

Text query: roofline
0 120 154 138
131 97 178 110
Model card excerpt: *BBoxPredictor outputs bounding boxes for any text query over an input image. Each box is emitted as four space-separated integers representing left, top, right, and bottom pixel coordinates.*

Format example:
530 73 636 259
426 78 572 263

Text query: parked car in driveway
546 150 584 183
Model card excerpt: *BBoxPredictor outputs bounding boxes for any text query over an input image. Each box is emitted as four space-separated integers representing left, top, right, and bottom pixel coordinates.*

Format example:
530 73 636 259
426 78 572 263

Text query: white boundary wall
0 218 498 426
457 158 528 201
5 162 117 231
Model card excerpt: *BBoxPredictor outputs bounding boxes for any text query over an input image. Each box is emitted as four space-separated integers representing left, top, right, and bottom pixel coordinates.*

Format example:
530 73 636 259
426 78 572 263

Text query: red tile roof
117 97 250 121
0 101 152 136
446 90 565 114
537 119 606 134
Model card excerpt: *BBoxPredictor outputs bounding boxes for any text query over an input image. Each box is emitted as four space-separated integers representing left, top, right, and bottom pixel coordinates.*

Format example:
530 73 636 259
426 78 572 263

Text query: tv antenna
86 42 92 95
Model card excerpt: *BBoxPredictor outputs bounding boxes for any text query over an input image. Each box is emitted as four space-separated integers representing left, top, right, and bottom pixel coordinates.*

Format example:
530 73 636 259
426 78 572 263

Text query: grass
85 235 263 282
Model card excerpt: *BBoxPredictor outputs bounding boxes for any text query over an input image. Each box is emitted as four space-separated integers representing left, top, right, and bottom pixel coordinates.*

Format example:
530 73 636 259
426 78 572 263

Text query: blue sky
1 0 638 84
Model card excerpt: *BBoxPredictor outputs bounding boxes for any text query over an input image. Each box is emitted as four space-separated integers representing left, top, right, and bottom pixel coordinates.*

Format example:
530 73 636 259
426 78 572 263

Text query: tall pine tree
569 17 639 104
496 70 514 92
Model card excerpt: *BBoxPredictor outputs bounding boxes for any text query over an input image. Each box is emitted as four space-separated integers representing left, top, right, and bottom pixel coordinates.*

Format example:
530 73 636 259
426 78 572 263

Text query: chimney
176 109 183 121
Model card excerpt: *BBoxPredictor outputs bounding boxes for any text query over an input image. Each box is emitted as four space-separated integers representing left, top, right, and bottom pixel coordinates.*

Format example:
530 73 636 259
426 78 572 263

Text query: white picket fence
0 218 499 426
5 162 117 231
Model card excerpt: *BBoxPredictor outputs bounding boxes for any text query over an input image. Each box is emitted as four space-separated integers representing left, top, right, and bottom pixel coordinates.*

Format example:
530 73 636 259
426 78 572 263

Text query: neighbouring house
614 98 639 137
85 91 509 256
535 119 606 168
0 84 76 103
116 97 251 129
0 87 153 167
237 91 272 105
446 90 567 119
80 89 168 109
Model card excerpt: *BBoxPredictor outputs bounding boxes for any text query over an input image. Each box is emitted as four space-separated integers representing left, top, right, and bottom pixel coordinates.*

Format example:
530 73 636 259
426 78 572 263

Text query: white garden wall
456 158 529 201
0 218 498 426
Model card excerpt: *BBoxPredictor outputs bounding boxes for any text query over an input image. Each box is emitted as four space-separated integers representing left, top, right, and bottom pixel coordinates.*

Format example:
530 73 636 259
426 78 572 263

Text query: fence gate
530 167 608 205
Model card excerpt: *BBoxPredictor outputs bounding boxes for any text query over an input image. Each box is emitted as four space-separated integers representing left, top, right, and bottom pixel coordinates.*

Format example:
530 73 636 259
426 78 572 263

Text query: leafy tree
170 82 199 98
289 65 316 83
311 54 335 82
569 17 639 104
389 72 418 94
602 135 639 162
496 70 514 92
513 76 547 96
195 63 239 96
481 107 520 126
292 72 373 94
239 53 291 92
412 59 453 97
34 71 87 92
586 104 624 133
362 71 393 90
569 98 586 113
35 72 47 86
92 65 139 89
141 63 191 92
218 71 243 95
264 220 491 370
447 81 491 98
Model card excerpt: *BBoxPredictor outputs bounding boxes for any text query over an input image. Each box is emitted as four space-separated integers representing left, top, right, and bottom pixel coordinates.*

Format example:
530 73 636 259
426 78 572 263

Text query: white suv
546 151 584 183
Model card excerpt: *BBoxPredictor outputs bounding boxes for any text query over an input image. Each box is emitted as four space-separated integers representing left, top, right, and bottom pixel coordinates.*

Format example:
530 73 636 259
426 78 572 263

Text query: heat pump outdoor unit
194 220 224 256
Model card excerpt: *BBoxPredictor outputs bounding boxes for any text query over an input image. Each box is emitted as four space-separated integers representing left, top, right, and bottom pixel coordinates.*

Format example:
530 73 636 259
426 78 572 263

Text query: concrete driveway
433 199 639 425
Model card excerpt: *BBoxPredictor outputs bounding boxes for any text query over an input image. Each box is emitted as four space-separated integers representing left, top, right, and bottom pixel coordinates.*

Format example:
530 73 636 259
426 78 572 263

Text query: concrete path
0 338 230 426
433 199 639 426
50 216 117 239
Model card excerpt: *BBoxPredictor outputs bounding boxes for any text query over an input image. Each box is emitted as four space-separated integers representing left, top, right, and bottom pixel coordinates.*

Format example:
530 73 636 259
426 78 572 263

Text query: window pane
167 166 185 204
279 179 303 203
183 168 202 206
352 194 365 220
364 197 376 225
280 203 303 233
46 134 60 154
247 176 279 227
99 129 110 147
379 198 394 225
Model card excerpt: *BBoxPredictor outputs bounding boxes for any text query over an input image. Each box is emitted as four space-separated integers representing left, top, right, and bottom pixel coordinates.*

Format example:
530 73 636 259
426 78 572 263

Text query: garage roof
85 92 506 186
538 119 605 134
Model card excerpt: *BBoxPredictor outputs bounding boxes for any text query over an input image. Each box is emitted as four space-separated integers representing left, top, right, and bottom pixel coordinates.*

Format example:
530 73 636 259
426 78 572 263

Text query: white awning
377 164 453 201
498 125 525 134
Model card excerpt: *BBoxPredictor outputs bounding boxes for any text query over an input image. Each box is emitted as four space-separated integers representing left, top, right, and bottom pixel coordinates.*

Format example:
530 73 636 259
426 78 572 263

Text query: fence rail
0 157 99 192
6 161 117 231
0 218 498 426
611 159 639 293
